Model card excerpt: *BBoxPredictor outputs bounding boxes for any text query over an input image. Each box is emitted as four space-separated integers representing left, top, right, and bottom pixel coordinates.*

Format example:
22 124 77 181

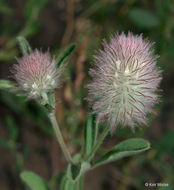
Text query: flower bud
11 49 65 100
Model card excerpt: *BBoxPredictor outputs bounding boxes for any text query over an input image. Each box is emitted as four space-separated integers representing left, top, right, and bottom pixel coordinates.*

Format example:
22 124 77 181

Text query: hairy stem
86 126 110 161
48 112 72 163
74 180 79 190
73 174 84 190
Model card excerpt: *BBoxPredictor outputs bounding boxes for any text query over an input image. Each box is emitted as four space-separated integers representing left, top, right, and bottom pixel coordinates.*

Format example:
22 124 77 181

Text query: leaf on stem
93 138 150 168
0 80 16 90
20 171 49 190
17 36 31 55
0 138 10 150
128 8 159 29
84 115 93 156
84 114 98 158
25 0 49 20
6 116 19 142
56 44 76 68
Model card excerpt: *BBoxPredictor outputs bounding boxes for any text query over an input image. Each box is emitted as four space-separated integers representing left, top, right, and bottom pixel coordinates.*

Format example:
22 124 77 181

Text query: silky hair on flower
87 32 162 132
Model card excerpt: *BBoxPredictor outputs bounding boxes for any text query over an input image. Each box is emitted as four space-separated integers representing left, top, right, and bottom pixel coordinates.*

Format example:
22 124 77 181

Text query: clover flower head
87 32 162 132
11 49 64 98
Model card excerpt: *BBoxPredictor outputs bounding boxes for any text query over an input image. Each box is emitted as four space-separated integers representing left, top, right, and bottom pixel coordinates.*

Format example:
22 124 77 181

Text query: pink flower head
87 32 162 132
11 49 64 98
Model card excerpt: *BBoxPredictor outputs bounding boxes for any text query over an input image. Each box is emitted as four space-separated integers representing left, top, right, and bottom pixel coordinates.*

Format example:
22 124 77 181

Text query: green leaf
93 138 150 168
67 162 90 182
20 171 48 190
0 49 18 61
128 8 159 29
156 130 174 156
56 44 76 68
72 153 81 164
0 80 16 90
0 5 12 15
0 91 25 114
20 20 41 37
6 116 19 142
84 115 93 156
17 36 31 55
25 0 49 20
60 176 74 190
47 93 55 108
84 115 99 158
0 138 10 149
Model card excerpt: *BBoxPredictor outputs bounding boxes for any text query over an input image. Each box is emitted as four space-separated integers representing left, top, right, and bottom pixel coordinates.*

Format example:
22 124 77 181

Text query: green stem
86 126 110 161
79 174 84 190
74 180 79 190
73 175 84 190
48 112 72 163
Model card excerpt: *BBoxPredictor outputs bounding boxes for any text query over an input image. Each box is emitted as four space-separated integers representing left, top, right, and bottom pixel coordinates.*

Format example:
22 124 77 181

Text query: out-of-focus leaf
156 130 174 156
25 0 49 20
72 153 81 164
93 138 150 168
128 8 159 28
0 5 12 15
20 171 49 190
0 138 10 149
67 162 90 182
6 116 19 142
56 44 76 68
0 91 25 114
19 21 41 37
0 49 18 61
21 0 48 38
0 80 16 89
17 36 31 55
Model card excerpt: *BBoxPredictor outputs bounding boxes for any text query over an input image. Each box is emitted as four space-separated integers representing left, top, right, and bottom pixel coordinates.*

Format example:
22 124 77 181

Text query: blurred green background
0 0 174 189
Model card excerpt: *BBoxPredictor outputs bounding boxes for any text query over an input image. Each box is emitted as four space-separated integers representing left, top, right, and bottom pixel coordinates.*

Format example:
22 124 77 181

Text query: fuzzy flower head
11 49 64 99
87 32 162 132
